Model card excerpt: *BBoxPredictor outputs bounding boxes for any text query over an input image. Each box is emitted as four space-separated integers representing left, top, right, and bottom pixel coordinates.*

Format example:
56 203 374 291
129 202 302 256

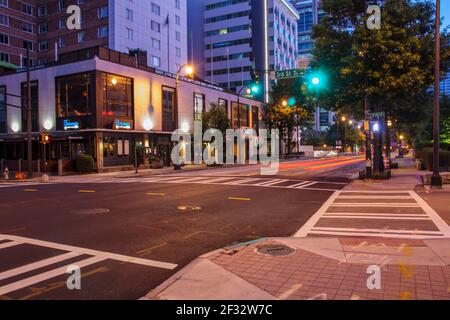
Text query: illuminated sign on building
114 119 132 130
63 120 80 130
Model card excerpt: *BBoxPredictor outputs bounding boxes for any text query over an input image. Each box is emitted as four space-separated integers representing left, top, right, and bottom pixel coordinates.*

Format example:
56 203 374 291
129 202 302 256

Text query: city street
0 157 362 300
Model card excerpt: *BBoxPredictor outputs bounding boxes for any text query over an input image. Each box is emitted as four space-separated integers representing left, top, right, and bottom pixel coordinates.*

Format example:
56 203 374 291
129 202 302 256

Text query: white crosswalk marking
0 256 107 296
98 176 347 192
0 234 178 296
0 252 83 281
294 190 450 239
0 240 23 250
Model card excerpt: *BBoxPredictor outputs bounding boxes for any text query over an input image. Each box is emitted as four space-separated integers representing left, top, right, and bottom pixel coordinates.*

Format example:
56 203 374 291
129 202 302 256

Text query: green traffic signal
250 83 260 94
307 71 327 90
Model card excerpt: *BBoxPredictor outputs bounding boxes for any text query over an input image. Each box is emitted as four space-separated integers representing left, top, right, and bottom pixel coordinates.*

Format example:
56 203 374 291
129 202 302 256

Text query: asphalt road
0 157 364 300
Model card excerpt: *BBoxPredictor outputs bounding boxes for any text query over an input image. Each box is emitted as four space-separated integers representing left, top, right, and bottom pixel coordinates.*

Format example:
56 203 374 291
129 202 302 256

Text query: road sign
275 69 305 80
371 111 385 118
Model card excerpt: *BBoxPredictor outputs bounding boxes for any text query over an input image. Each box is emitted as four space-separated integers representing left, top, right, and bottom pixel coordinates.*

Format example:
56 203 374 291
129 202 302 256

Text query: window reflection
56 72 94 117
102 74 133 117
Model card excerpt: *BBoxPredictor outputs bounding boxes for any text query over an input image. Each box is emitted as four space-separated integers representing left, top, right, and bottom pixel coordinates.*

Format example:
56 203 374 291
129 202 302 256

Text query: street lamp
175 64 194 129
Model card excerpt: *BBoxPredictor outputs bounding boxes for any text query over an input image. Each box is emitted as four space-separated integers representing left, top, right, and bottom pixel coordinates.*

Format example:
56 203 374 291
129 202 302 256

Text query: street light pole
175 64 193 170
26 46 33 179
431 0 443 187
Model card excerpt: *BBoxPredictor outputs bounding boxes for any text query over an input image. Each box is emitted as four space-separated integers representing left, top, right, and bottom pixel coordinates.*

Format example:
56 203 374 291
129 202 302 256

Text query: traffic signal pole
431 0 443 188
364 76 372 177
26 46 33 179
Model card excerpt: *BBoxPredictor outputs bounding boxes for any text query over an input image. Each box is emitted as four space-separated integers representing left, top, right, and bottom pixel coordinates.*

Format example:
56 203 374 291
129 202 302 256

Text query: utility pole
431 0 443 188
26 45 33 179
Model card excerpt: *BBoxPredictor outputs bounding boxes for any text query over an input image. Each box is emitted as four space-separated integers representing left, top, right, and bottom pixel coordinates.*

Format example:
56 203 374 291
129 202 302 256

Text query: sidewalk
144 158 450 300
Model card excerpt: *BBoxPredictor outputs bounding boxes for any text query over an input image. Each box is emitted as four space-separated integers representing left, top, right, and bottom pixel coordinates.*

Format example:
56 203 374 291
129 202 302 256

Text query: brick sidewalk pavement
146 237 450 300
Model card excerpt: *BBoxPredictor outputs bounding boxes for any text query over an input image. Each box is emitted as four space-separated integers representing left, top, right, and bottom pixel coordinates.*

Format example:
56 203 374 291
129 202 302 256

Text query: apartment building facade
188 0 299 103
0 0 188 73
0 0 38 67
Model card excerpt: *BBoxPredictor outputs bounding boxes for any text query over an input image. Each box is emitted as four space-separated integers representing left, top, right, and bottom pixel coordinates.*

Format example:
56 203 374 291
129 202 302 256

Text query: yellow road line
78 190 96 193
146 193 166 196
228 197 251 201
23 189 38 192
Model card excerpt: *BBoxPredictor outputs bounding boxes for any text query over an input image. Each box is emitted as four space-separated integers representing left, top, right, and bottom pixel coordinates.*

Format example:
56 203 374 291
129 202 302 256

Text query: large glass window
56 72 94 117
231 102 249 128
194 93 205 121
232 102 239 129
162 86 175 132
102 74 133 117
239 104 249 128
0 86 6 133
219 98 228 116
21 81 39 132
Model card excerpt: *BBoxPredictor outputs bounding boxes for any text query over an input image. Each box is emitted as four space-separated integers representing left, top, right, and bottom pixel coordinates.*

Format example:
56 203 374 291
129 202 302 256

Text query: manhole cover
257 244 295 256
70 208 110 215
177 205 202 212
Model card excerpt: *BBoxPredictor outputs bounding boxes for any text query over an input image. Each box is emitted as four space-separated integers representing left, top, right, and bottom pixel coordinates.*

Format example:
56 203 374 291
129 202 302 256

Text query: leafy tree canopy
311 0 450 126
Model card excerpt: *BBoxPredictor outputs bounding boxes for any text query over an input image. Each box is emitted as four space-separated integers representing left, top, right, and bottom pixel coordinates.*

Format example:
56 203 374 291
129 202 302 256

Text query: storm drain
257 244 295 256
70 208 110 215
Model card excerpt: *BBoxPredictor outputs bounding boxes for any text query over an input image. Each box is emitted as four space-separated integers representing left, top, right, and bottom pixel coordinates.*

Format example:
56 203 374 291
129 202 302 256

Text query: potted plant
149 156 164 169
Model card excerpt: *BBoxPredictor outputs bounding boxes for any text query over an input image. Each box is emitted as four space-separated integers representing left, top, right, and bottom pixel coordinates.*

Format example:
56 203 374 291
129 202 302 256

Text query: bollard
18 159 22 172
0 159 3 175
37 159 41 174
58 159 63 176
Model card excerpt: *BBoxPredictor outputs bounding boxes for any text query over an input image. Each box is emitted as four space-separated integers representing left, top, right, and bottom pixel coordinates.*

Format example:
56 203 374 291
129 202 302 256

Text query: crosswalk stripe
322 212 427 217
226 178 261 185
311 227 443 236
338 195 414 200
307 230 445 239
295 189 450 239
0 234 178 270
255 179 287 186
295 182 317 189
0 240 23 250
195 177 235 184
321 215 431 220
330 203 421 207
287 181 311 188
0 252 82 281
0 256 107 296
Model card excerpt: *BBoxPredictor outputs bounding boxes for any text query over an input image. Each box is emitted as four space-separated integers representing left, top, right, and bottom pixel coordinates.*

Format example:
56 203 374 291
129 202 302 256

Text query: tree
326 123 365 151
202 103 230 135
265 79 314 154
311 0 450 126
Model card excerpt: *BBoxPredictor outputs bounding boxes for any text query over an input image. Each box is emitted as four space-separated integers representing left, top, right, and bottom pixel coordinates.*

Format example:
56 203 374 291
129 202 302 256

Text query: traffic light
251 69 260 82
250 83 261 94
39 133 52 144
307 70 327 91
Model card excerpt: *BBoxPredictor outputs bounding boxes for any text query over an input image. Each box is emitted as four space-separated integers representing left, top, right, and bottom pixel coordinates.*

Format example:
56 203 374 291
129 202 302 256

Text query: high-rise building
188 0 299 102
0 0 38 67
0 0 188 74
289 0 323 68
290 0 334 132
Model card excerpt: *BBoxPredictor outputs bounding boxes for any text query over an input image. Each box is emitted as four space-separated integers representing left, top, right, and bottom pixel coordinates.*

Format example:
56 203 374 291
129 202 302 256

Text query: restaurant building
0 46 263 173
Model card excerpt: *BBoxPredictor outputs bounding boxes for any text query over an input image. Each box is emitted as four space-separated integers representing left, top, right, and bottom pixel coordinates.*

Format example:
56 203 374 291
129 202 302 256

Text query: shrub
415 143 450 161
76 154 95 173
422 148 450 171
